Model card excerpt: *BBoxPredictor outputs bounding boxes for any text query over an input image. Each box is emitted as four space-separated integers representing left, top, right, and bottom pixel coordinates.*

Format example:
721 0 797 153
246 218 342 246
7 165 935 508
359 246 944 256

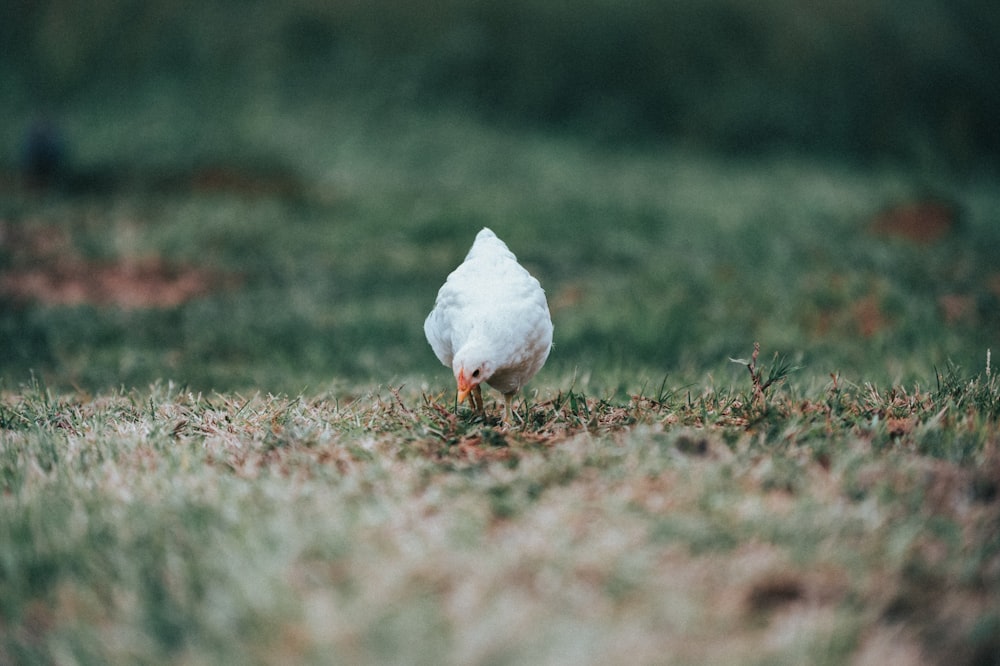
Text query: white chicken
424 227 553 423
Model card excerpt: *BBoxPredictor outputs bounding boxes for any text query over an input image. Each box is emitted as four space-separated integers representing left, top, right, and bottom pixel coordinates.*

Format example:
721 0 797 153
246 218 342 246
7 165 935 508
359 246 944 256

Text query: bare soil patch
0 221 239 309
869 199 959 243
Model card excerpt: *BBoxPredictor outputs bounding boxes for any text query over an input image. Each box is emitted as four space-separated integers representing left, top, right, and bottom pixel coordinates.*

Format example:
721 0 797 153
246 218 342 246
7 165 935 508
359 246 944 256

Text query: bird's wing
424 298 455 367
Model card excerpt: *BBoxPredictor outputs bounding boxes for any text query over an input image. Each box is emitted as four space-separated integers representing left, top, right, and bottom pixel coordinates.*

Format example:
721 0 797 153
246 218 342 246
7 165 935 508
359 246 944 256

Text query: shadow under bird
424 227 553 424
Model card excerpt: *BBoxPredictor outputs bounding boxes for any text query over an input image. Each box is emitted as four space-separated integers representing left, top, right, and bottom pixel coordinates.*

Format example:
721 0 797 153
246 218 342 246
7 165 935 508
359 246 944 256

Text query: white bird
425 227 553 423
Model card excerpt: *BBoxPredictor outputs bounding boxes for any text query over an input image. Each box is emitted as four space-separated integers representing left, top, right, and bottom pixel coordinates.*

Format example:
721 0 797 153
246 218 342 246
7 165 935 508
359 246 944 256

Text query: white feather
424 227 553 396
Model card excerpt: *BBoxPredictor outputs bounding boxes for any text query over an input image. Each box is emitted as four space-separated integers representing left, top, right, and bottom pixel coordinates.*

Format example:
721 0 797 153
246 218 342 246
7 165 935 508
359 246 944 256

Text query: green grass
2 3 1000 662
2 96 999 662
3 105 998 392
1 364 998 664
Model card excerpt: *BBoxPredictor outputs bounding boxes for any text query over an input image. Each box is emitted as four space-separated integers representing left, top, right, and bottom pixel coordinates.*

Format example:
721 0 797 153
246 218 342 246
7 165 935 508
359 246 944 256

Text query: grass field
3 100 997 393
0 365 998 665
3 1 1000 664
2 100 998 664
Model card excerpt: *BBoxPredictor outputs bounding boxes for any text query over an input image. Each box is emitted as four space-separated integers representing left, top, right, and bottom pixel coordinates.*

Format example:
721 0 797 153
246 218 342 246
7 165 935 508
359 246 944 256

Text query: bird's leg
471 384 485 414
502 392 515 426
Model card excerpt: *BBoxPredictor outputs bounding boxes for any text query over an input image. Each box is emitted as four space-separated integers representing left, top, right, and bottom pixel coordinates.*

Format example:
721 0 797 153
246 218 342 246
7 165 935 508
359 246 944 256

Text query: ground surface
1 369 998 665
2 3 1000 662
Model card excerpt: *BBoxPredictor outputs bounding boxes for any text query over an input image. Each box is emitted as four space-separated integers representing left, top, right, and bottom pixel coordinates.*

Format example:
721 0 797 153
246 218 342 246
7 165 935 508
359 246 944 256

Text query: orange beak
456 368 473 404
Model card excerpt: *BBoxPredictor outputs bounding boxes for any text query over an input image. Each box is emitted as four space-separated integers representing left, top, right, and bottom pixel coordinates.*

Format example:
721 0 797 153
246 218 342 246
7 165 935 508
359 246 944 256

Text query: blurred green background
1 0 998 393
4 0 1000 161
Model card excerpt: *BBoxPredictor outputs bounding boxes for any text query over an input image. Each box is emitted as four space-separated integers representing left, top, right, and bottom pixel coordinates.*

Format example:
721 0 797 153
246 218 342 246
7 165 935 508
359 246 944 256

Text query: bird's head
453 348 494 404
